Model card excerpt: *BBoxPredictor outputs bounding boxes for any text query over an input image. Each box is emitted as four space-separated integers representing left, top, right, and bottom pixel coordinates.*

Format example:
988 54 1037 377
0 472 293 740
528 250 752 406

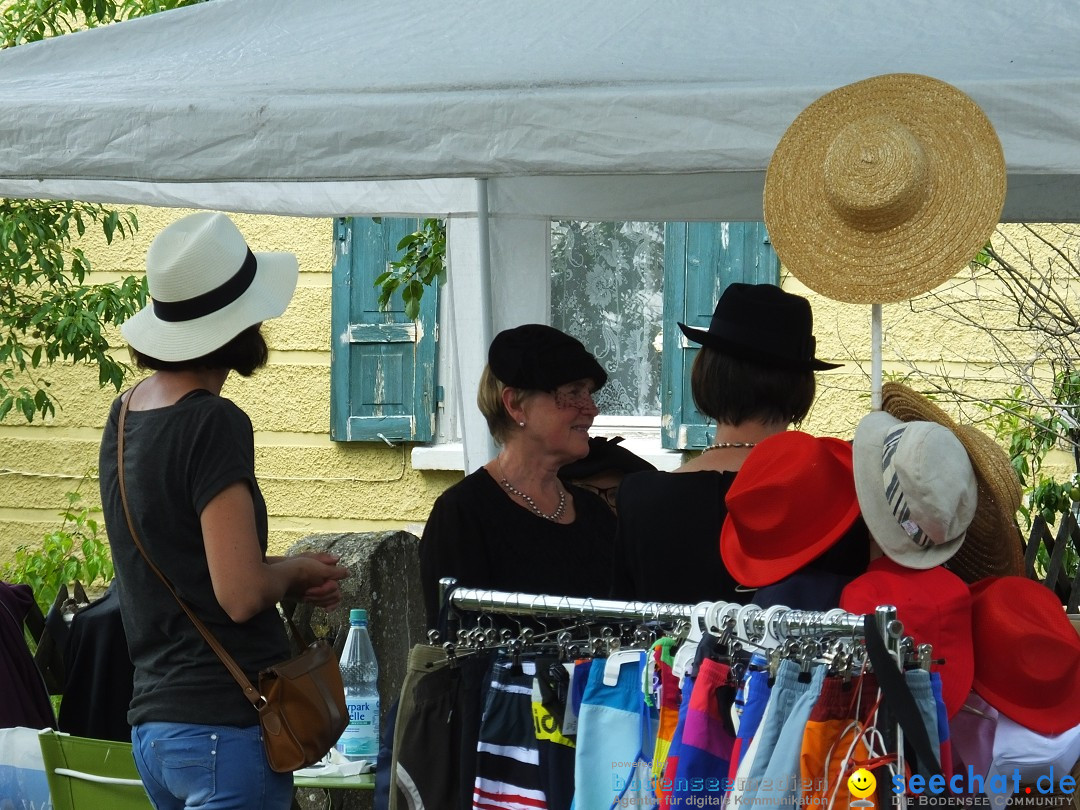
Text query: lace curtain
550 221 664 417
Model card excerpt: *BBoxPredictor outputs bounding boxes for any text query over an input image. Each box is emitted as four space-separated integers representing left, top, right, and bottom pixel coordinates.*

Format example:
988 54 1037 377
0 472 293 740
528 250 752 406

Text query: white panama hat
853 410 978 569
121 212 298 362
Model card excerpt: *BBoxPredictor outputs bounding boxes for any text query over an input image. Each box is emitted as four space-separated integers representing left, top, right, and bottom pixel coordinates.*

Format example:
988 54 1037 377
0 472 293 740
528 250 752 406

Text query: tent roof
0 0 1078 220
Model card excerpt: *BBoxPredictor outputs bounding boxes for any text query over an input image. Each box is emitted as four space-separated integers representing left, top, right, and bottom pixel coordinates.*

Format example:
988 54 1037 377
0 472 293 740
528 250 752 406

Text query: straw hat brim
121 251 298 362
880 382 1026 582
764 73 1006 305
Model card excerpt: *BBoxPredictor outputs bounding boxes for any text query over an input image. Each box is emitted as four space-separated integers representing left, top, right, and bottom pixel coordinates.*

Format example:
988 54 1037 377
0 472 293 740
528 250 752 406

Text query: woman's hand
281 552 349 610
274 554 350 603
297 578 345 611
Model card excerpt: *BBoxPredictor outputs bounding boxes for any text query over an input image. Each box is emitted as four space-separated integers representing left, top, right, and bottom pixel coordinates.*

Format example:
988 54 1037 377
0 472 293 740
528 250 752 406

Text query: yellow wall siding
0 208 460 561
1 209 1075 564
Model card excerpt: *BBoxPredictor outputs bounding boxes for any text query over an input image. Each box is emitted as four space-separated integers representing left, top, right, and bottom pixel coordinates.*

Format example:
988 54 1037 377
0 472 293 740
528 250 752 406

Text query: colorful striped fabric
473 658 548 810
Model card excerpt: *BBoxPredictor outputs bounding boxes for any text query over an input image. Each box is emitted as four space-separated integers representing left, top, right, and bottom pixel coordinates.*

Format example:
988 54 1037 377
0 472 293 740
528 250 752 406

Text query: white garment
983 715 1080 809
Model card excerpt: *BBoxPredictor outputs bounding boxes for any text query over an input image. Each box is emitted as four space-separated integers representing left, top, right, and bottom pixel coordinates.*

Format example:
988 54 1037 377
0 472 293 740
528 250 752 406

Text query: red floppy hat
969 576 1080 735
840 557 974 719
720 431 861 588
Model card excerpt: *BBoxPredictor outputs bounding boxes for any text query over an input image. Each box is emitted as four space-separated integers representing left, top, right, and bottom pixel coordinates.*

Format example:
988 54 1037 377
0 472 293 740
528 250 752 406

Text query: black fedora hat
677 283 840 371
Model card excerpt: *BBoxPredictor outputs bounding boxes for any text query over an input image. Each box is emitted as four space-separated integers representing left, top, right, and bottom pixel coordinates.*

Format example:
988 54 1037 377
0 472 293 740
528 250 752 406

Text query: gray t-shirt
99 389 290 727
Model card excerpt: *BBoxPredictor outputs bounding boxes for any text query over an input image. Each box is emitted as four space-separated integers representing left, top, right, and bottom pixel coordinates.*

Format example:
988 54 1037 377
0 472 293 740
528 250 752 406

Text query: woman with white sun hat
99 211 350 809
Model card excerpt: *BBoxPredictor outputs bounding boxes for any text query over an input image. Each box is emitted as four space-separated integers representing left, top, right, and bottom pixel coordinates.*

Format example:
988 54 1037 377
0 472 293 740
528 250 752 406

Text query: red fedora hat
840 557 974 719
969 576 1080 735
720 431 861 588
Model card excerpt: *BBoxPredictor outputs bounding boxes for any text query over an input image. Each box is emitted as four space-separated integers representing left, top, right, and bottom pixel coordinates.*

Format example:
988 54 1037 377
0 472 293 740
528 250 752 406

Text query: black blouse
419 468 618 628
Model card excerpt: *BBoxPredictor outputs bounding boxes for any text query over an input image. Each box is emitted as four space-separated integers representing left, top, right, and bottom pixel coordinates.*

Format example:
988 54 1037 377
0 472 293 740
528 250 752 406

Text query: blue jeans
132 722 293 809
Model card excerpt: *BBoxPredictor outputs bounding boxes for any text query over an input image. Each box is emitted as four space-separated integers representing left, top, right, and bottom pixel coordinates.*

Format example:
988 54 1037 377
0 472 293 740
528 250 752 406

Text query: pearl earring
518 421 526 428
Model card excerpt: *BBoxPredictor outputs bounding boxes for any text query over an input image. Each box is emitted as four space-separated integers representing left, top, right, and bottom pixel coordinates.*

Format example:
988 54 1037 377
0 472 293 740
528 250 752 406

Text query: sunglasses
551 382 598 411
575 482 619 508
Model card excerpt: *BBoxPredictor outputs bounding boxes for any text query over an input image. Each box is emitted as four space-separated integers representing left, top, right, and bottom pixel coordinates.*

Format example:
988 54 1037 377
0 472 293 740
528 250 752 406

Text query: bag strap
117 382 264 709
862 612 942 780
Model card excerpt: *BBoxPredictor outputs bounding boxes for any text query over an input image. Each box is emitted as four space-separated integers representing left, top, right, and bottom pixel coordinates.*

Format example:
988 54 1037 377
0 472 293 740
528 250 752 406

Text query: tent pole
476 178 493 342
871 303 882 410
459 178 495 473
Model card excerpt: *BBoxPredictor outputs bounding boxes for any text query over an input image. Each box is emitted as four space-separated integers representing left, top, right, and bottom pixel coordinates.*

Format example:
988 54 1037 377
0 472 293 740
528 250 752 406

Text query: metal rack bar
440 579 907 805
440 578 897 642
441 579 694 623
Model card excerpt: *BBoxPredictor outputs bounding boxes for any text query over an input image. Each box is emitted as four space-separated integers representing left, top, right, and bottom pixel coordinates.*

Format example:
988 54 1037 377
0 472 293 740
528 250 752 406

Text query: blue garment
658 657 696 802
473 659 547 810
572 651 657 810
905 668 940 765
374 697 399 810
752 663 827 808
668 658 736 804
132 722 293 810
739 659 817 804
734 655 771 764
569 659 592 721
930 672 953 784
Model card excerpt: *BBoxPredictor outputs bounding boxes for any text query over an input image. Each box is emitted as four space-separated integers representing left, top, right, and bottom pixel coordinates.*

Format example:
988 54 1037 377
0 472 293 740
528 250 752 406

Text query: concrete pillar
287 530 425 810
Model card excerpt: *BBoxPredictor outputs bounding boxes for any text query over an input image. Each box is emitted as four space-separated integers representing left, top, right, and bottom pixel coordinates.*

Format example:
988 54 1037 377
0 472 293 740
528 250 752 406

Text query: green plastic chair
37 729 153 810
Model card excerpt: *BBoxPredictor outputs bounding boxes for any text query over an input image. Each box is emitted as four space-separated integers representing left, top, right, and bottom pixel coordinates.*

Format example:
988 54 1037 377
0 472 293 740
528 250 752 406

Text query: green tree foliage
1 486 114 615
0 0 204 422
0 0 206 47
374 218 446 320
0 200 145 421
900 224 1080 578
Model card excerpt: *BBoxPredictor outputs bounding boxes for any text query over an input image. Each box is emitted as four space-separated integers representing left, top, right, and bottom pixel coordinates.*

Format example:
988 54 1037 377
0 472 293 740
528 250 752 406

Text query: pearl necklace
704 441 757 451
497 459 567 522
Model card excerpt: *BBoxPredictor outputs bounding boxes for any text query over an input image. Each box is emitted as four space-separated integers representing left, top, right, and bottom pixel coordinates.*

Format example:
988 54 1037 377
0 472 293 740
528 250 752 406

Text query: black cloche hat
488 323 608 391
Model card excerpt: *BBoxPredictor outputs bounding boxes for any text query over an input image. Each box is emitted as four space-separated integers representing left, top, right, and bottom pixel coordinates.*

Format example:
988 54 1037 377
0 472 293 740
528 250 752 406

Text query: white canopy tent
0 0 1078 469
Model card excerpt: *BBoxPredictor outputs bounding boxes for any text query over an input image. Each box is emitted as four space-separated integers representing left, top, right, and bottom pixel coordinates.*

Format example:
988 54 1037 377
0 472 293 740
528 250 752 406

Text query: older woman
419 324 617 628
611 282 845 604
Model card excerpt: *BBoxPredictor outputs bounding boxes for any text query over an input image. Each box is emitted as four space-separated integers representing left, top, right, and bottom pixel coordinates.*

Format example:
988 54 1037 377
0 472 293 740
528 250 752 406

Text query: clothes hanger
671 600 712 685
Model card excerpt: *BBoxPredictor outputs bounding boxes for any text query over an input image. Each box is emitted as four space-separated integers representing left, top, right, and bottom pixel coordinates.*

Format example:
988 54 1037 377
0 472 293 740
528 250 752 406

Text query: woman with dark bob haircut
610 282 842 603
98 212 349 809
419 323 618 628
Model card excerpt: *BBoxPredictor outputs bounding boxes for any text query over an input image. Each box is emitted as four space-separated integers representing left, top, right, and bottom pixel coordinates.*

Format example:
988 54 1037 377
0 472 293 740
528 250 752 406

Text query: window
331 217 779 458
551 221 664 417
552 221 780 449
329 217 439 442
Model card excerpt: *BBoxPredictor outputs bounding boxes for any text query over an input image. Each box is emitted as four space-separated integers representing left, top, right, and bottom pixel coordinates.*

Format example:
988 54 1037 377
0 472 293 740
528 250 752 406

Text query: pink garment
950 693 998 780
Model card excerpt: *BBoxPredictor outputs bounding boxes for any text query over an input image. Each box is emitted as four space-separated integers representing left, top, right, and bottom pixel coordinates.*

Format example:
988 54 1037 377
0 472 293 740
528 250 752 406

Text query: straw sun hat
879 382 1025 583
122 211 299 362
763 73 1006 305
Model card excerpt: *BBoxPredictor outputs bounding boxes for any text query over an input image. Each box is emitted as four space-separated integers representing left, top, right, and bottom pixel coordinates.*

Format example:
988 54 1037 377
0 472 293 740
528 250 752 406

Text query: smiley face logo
848 768 876 799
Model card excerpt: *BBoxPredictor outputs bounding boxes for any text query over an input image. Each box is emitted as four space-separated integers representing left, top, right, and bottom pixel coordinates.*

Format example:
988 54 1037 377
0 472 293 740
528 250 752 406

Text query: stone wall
287 530 426 810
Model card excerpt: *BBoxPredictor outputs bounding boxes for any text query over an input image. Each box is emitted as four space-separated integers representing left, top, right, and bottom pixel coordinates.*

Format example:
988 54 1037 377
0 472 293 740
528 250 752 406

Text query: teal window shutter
330 217 438 442
661 222 781 450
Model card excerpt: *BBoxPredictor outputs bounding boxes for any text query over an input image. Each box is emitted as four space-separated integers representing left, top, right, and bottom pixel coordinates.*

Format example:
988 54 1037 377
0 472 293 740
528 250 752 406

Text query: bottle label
338 696 380 758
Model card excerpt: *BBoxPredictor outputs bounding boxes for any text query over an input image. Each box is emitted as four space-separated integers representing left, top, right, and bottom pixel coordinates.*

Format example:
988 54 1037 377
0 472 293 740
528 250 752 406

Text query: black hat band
153 249 257 323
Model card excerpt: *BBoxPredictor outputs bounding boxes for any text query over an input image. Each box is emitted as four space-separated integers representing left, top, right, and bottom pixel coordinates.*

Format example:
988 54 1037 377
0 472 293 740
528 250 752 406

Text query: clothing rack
441 578 916 805
439 577 900 645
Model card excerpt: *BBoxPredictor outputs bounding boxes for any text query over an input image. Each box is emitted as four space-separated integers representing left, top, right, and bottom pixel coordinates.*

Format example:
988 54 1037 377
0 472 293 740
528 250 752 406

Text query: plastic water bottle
336 608 380 760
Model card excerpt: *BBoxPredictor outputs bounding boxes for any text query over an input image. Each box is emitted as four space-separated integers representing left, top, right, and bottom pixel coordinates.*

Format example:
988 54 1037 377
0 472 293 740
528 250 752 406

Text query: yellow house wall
0 208 460 563
0 210 1074 564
